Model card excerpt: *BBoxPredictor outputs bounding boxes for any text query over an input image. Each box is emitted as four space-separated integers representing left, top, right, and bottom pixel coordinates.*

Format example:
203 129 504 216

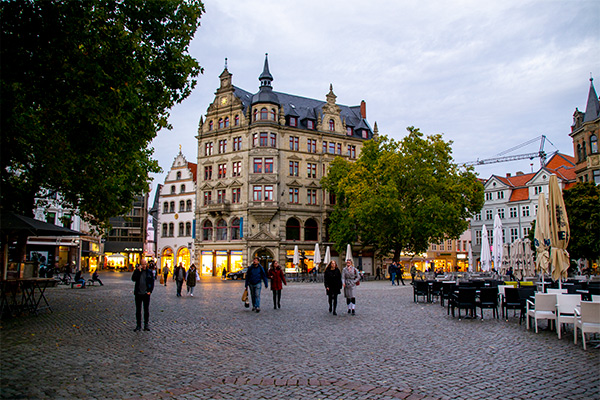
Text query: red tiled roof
187 162 197 183
545 153 575 170
509 187 529 202
495 172 535 188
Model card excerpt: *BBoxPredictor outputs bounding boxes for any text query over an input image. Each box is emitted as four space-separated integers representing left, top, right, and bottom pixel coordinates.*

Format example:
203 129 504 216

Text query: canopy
548 175 570 281
480 225 491 272
534 192 551 275
492 214 503 272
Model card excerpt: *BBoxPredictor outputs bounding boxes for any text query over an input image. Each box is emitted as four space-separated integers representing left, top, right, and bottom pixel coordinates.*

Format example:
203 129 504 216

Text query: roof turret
252 53 279 105
583 76 600 123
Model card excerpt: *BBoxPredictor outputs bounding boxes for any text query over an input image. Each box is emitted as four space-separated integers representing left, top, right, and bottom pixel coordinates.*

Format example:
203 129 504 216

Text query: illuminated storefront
285 249 316 274
215 250 228 277
200 250 213 276
161 248 174 273
176 247 191 269
230 250 243 273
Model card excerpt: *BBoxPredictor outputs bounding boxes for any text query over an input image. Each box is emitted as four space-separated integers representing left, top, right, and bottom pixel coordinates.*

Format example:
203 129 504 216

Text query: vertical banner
240 217 243 238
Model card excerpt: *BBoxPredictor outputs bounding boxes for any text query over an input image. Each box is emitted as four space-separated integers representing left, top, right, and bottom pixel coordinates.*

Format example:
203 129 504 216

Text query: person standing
132 259 154 331
162 265 170 287
410 265 417 284
324 260 343 315
186 264 199 296
267 261 287 309
374 266 381 280
389 262 397 285
174 263 186 297
245 257 268 312
342 259 360 315
398 264 406 285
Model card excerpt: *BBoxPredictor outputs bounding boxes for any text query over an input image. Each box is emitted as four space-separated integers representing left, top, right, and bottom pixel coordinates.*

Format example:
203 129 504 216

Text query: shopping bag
160 275 164 285
242 288 250 308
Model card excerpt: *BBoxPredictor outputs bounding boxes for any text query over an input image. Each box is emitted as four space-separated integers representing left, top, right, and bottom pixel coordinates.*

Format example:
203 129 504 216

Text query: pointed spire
224 57 228 70
373 122 379 139
326 83 337 104
259 53 273 88
584 74 600 122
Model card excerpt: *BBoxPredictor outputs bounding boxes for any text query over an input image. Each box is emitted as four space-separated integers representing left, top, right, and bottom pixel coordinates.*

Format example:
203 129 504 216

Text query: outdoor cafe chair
502 287 522 321
555 294 581 339
441 282 456 308
450 287 477 320
574 301 600 350
477 287 499 319
430 281 443 303
526 293 557 333
547 288 567 294
413 280 429 303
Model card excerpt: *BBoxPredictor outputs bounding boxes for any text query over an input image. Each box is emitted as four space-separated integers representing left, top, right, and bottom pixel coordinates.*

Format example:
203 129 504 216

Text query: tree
1 0 204 229
321 127 484 261
563 182 600 263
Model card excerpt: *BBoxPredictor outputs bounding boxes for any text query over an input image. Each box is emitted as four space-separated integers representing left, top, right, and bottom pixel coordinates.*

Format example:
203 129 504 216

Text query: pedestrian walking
375 266 381 280
342 259 360 315
221 267 228 280
267 261 286 309
389 262 397 285
132 259 154 331
245 257 268 313
398 264 406 285
186 264 199 296
174 263 186 297
410 265 417 284
324 260 342 315
162 265 170 286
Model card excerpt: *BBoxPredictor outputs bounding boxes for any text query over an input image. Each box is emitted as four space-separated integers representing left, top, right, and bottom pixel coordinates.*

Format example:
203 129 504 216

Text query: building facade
156 151 197 273
194 56 374 276
570 77 600 184
470 153 576 268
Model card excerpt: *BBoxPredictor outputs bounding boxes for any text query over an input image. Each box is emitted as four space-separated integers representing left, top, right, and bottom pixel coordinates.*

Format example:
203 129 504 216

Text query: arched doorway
161 248 174 274
253 248 274 270
176 247 191 269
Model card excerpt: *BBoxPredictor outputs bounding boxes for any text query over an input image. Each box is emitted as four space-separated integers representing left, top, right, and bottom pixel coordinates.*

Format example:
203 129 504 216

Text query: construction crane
461 135 558 168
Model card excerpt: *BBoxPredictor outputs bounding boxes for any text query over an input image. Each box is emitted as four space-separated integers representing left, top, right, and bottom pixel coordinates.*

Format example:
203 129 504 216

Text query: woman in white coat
342 259 360 315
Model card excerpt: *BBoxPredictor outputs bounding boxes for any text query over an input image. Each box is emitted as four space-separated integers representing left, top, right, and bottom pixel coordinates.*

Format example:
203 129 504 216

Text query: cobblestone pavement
1 272 598 400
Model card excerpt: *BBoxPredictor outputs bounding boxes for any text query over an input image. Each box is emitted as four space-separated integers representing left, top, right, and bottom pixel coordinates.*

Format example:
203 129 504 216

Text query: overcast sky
149 0 600 199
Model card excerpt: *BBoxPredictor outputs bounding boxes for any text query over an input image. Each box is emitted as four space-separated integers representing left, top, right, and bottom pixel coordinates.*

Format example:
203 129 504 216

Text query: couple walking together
324 259 360 315
244 257 288 312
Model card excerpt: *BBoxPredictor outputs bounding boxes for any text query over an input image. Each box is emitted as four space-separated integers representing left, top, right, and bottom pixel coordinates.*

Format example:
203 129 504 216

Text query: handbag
159 275 164 285
242 288 250 307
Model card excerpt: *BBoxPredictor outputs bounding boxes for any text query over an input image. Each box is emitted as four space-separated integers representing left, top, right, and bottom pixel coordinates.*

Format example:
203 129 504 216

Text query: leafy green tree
1 0 204 229
563 182 600 263
321 127 484 261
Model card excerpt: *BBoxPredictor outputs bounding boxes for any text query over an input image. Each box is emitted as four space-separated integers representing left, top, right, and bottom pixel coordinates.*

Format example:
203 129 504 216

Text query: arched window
230 218 241 240
179 200 185 212
329 119 335 131
202 220 213 241
180 184 185 193
186 200 192 212
218 118 224 129
216 219 227 241
171 185 176 194
286 218 301 241
224 117 230 128
178 222 184 236
234 115 239 126
304 219 318 241
185 222 192 236
270 109 276 121
163 202 169 214
208 120 213 131
591 134 598 154
168 223 174 237
169 201 175 213
176 171 181 180
261 107 268 120
253 109 258 121
162 223 168 237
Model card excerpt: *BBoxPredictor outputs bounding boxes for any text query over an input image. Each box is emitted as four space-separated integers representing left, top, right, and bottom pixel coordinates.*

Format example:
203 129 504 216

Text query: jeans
390 273 396 285
135 293 150 327
187 285 195 295
176 280 183 296
248 283 262 309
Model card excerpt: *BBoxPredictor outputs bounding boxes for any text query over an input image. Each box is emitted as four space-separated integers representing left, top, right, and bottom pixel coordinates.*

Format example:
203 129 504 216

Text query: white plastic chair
574 301 600 350
547 288 567 294
526 293 557 333
592 295 600 302
555 294 581 339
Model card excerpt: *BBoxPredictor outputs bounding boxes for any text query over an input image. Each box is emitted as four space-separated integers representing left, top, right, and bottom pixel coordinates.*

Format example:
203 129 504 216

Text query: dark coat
324 267 342 295
267 266 287 291
174 265 186 282
245 263 268 287
186 267 198 287
132 268 155 295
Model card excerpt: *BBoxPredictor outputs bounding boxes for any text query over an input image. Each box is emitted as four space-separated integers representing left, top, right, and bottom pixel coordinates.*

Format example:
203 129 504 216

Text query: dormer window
307 120 314 130
329 119 335 132
261 107 268 120
347 126 353 136
289 117 297 127
362 130 368 139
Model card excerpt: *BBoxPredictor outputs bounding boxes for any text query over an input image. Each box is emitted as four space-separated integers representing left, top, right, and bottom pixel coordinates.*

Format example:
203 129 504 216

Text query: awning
1 211 82 237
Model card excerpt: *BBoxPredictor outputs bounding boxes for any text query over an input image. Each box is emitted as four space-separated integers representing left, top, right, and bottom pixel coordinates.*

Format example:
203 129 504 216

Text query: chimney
506 173 511 177
516 171 524 176
360 100 366 119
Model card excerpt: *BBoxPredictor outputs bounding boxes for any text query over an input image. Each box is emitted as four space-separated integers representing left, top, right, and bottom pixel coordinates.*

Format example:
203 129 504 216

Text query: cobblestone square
1 272 598 399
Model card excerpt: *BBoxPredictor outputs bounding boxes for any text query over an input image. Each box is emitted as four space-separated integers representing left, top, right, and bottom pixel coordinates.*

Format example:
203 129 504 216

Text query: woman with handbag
267 261 287 309
342 259 360 315
324 260 342 315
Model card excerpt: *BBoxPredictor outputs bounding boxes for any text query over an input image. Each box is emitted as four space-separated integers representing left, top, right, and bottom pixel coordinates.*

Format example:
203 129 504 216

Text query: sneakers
190 293 193 297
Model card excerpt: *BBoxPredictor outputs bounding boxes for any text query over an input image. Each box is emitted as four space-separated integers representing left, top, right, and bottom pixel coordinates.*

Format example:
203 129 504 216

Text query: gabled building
570 77 600 184
156 150 197 272
470 153 576 264
195 55 374 276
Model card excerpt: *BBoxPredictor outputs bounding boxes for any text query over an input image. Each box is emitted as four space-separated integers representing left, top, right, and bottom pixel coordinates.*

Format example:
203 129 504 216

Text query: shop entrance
253 248 273 270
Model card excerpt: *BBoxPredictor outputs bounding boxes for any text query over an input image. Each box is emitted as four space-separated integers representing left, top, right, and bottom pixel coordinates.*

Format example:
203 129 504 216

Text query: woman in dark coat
324 261 343 315
186 264 198 296
267 261 287 309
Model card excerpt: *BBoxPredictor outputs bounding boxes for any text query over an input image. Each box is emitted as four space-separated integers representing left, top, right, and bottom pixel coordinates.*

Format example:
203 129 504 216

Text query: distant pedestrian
245 257 268 313
410 265 417 283
324 260 342 315
132 259 154 331
389 262 397 285
342 259 360 315
174 263 186 297
91 271 104 286
311 265 318 282
162 265 169 286
221 267 228 280
397 264 405 285
506 266 515 281
186 264 199 296
375 266 381 280
267 261 287 309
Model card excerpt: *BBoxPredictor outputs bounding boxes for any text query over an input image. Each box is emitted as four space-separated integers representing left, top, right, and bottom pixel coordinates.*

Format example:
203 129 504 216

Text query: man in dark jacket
173 263 186 297
132 259 154 331
245 257 268 312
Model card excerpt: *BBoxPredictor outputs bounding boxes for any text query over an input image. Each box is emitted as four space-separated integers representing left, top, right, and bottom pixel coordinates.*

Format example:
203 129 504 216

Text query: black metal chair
477 287 499 319
430 281 443 303
413 280 429 303
441 282 456 308
450 288 477 320
502 287 522 320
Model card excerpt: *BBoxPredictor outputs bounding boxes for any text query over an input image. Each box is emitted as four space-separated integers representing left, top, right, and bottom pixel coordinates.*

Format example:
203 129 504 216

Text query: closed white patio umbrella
313 243 322 270
480 225 491 272
534 192 551 277
324 246 331 266
548 175 570 282
492 214 503 273
468 242 474 272
293 245 300 271
345 243 353 264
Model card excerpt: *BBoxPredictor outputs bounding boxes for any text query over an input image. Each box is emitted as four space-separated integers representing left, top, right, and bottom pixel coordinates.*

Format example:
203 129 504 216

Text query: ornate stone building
195 55 374 276
570 77 600 184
